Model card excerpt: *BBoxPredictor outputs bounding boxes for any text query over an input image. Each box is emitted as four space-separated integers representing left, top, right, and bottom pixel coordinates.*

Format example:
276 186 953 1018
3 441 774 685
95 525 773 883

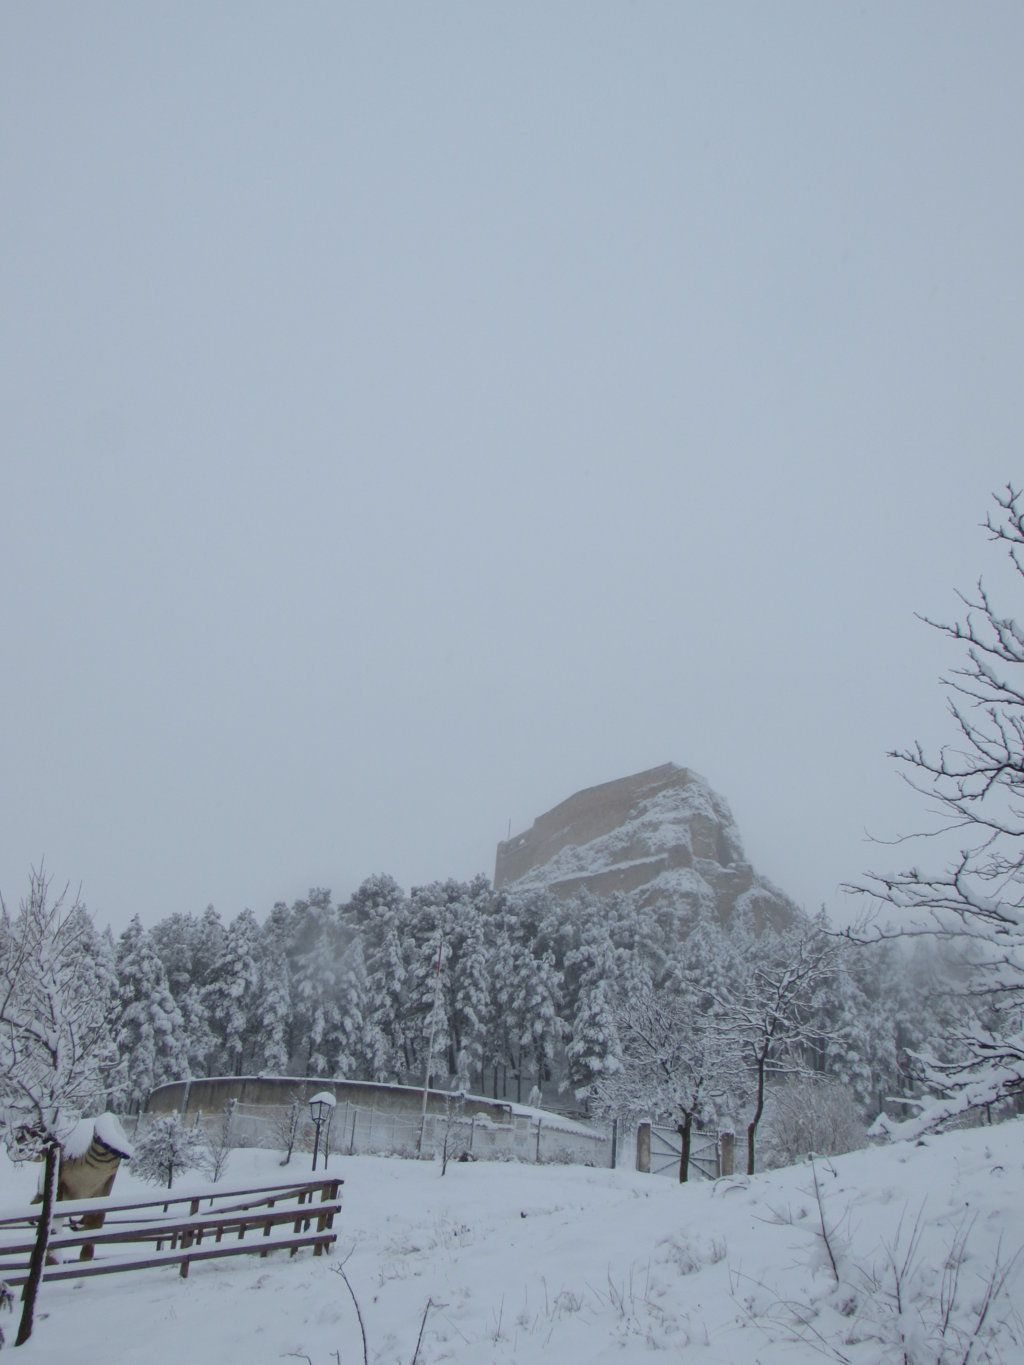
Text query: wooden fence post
180 1198 200 1278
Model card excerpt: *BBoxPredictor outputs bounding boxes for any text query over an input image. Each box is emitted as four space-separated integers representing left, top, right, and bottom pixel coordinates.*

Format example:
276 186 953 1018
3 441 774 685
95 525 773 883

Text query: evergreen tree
178 984 216 1078
203 908 261 1074
115 915 187 1109
254 933 292 1074
566 925 622 1095
150 911 199 999
289 890 340 1076
192 905 226 989
328 935 368 1078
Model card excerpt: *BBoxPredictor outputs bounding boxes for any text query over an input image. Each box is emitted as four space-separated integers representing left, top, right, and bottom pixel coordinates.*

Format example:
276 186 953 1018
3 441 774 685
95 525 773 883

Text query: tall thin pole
417 934 444 1152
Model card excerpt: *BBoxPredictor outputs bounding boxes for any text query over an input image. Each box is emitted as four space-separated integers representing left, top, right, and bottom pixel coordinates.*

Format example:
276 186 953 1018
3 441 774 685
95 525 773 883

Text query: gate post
636 1121 651 1174
719 1130 734 1178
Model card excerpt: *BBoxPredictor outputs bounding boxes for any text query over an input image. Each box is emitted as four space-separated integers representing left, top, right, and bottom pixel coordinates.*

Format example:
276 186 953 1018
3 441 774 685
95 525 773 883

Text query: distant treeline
79 874 964 1116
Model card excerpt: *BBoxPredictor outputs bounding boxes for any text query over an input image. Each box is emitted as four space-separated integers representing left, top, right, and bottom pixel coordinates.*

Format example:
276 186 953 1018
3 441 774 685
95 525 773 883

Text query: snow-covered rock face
495 763 798 928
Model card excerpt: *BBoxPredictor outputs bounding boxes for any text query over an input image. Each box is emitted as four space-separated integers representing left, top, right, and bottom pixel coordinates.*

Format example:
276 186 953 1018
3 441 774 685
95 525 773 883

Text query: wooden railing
0 1175 341 1287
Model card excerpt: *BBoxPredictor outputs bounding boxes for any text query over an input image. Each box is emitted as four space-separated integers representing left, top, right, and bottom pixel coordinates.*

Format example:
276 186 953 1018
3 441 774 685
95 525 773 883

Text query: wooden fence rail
0 1176 341 1290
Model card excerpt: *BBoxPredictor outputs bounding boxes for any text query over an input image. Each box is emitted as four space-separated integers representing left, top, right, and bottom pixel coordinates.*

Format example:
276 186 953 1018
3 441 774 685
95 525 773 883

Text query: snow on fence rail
143 1099 619 1169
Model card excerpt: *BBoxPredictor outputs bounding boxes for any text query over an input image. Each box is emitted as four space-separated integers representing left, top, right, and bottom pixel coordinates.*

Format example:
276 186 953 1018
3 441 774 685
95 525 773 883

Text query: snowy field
4 1120 1023 1363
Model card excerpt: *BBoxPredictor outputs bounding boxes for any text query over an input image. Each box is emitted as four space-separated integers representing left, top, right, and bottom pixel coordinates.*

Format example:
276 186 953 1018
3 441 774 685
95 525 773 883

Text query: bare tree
718 928 838 1173
272 1090 305 1165
594 991 742 1181
201 1100 235 1182
439 1090 465 1175
850 485 1024 1136
0 868 117 1345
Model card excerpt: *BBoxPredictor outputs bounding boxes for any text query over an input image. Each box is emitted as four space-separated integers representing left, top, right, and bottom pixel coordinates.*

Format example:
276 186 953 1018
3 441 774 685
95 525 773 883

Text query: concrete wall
146 1075 513 1124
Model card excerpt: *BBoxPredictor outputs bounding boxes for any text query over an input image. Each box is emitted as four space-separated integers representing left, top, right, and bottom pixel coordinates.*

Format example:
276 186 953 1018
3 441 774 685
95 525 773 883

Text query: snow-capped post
308 1092 336 1171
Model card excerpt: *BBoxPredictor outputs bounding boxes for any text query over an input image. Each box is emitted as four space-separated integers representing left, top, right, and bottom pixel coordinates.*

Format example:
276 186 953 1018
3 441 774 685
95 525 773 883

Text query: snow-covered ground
4 1119 1023 1363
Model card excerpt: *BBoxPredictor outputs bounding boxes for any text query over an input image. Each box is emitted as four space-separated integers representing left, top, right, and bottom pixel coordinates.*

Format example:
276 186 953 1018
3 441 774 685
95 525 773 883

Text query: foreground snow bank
3 1118 1022 1363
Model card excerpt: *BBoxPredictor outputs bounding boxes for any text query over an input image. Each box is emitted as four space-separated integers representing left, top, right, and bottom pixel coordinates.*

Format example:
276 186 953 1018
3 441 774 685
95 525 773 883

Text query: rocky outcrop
495 763 798 929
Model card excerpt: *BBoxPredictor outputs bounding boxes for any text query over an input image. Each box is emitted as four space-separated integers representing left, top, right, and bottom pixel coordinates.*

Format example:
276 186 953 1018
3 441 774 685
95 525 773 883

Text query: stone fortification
495 762 798 928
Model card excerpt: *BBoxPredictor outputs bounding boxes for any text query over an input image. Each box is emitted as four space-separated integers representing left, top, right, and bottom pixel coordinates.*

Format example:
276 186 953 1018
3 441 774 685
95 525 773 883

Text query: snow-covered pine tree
328 935 368 1078
178 983 217 1078
347 875 410 1080
253 931 292 1074
191 905 226 983
150 910 199 1000
289 890 340 1076
202 907 261 1074
133 1113 204 1188
439 878 492 1089
114 915 188 1110
500 941 564 1103
605 894 658 1000
405 885 452 1083
566 924 622 1097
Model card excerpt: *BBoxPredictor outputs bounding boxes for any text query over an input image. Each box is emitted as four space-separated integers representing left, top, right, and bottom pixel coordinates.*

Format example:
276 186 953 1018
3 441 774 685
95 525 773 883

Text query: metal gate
649 1125 719 1180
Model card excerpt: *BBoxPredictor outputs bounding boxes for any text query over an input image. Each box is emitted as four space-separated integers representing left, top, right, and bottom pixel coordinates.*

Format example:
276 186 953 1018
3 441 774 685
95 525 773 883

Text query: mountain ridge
495 762 799 929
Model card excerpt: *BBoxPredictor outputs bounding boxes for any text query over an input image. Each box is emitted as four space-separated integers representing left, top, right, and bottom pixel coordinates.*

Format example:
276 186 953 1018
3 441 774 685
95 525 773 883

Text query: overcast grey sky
2 3 1021 932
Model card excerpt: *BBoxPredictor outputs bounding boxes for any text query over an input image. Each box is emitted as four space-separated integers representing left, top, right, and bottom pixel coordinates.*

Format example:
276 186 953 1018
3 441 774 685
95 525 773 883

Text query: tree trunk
677 1115 692 1183
16 1141 60 1346
747 1054 767 1175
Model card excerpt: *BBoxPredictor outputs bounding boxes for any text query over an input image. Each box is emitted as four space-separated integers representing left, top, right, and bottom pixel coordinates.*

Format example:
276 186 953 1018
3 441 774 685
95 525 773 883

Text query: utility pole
417 933 444 1154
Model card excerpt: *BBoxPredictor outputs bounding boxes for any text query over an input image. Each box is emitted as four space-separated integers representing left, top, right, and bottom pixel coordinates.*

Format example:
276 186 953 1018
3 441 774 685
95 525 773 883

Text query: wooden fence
0 1175 341 1289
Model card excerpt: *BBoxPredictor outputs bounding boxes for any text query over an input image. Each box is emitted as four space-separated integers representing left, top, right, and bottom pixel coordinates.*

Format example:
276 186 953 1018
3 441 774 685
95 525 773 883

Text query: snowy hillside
6 1119 1023 1363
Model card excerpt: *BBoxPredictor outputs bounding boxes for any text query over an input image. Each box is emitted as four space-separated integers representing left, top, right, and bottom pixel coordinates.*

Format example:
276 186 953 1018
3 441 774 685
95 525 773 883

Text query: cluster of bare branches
716 928 839 1173
851 485 1024 1136
0 866 121 1343
0 867 117 1153
593 989 744 1181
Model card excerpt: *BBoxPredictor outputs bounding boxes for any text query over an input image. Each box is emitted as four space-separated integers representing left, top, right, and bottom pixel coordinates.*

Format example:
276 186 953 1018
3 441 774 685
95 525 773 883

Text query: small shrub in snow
746 1171 1023 1364
760 1077 868 1169
658 1232 726 1275
133 1114 205 1188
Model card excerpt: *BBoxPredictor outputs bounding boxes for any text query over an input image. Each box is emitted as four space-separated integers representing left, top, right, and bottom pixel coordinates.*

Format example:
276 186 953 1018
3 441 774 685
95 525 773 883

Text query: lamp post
309 1092 336 1171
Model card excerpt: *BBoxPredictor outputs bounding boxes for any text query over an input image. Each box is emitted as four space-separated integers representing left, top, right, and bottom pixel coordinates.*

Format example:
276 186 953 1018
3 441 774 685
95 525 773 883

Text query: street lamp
309 1091 336 1171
